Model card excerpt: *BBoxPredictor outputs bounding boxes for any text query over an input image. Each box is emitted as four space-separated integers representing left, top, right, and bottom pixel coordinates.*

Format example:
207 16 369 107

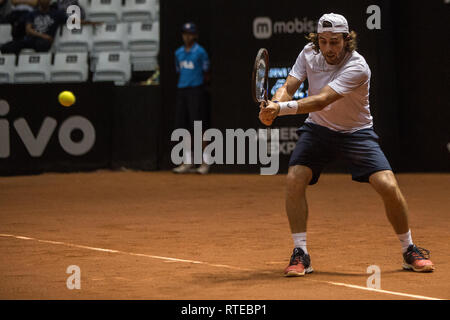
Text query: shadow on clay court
190 268 405 285
312 269 404 277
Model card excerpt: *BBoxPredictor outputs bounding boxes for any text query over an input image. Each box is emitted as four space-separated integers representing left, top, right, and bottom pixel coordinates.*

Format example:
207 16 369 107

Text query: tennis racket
252 48 269 104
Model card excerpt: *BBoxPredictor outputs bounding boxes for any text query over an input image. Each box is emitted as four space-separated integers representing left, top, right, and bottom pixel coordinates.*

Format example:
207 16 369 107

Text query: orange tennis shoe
284 248 314 277
402 245 435 272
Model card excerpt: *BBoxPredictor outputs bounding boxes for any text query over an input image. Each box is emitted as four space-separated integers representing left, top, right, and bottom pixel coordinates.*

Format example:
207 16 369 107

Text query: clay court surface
0 171 448 300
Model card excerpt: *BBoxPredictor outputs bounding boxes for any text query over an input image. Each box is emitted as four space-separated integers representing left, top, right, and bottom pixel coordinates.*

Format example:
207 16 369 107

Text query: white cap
317 13 349 33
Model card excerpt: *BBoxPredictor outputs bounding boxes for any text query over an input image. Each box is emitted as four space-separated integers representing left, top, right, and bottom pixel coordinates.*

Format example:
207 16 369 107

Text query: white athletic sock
397 229 413 253
183 150 192 165
202 151 211 165
292 232 307 254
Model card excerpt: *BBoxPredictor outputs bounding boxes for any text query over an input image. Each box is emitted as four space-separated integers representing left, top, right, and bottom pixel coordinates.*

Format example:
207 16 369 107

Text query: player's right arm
259 47 307 125
259 75 303 125
271 75 303 102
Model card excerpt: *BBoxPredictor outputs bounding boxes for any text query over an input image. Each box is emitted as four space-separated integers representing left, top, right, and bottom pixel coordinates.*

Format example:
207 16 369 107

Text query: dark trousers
1 36 52 55
4 10 30 40
175 86 210 133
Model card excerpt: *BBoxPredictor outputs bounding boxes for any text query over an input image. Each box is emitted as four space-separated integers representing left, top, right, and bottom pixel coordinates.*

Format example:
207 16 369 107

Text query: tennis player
259 13 434 276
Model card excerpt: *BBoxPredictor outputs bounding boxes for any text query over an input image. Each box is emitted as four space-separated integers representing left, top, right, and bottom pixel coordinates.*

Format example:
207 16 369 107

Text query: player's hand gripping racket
252 48 269 105
253 48 274 126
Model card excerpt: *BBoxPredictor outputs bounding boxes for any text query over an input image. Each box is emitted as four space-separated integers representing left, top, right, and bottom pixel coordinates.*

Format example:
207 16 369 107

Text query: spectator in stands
3 0 37 39
172 22 211 174
0 0 66 54
51 0 101 26
0 0 12 23
51 0 85 19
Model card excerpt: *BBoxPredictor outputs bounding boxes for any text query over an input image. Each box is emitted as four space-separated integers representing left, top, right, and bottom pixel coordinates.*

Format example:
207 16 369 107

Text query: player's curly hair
306 31 358 53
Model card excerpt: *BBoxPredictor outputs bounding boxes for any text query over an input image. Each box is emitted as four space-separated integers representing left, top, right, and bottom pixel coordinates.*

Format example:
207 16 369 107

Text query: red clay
0 171 448 299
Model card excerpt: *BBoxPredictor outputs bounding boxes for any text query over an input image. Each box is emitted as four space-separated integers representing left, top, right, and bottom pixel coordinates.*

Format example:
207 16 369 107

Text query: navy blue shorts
288 122 392 185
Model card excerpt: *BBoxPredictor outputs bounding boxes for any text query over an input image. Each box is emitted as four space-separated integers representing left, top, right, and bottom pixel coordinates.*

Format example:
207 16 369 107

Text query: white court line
307 279 443 300
0 233 443 300
0 233 249 271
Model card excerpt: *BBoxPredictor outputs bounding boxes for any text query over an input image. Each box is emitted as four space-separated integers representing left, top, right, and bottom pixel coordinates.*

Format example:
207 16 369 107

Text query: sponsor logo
180 60 195 70
0 100 96 158
253 17 272 39
253 17 316 39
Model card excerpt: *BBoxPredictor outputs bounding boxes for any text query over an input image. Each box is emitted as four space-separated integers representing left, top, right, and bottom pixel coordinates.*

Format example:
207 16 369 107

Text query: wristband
278 101 298 116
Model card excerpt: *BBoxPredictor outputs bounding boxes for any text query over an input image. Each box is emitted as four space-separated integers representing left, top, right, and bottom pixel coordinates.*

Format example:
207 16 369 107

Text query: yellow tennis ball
58 91 76 107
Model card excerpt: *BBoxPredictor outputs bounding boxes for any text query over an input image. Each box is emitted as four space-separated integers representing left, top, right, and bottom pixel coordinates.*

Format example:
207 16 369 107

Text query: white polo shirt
289 43 373 133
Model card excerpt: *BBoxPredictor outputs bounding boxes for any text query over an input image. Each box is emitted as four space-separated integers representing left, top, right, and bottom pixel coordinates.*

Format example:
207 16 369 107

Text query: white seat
128 21 159 52
93 51 131 85
92 22 128 52
88 0 122 23
77 0 90 11
0 54 16 84
121 0 156 22
55 25 93 52
0 24 13 46
130 51 157 71
50 52 89 82
14 53 52 83
20 48 36 54
128 21 158 71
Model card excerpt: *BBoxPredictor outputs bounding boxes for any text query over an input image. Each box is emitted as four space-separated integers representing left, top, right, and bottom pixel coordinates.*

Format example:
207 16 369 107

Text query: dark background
0 84 160 175
0 0 449 175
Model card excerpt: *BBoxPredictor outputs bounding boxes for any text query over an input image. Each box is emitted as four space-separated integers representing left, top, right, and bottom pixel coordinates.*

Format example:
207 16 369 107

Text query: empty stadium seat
93 51 131 85
128 21 159 71
130 51 157 71
88 0 122 23
128 21 158 52
155 0 159 19
50 52 89 82
14 53 52 83
77 0 90 11
55 25 93 52
0 54 16 84
20 49 36 54
0 24 13 46
122 0 156 22
92 22 128 52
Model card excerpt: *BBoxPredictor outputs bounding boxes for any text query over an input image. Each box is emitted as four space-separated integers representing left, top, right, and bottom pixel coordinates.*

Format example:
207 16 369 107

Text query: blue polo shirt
175 43 210 89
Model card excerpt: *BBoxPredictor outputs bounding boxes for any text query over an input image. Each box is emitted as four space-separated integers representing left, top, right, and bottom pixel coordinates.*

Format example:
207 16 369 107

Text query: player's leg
343 128 434 272
369 170 409 234
284 123 336 277
369 170 434 272
284 165 314 277
286 165 312 234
